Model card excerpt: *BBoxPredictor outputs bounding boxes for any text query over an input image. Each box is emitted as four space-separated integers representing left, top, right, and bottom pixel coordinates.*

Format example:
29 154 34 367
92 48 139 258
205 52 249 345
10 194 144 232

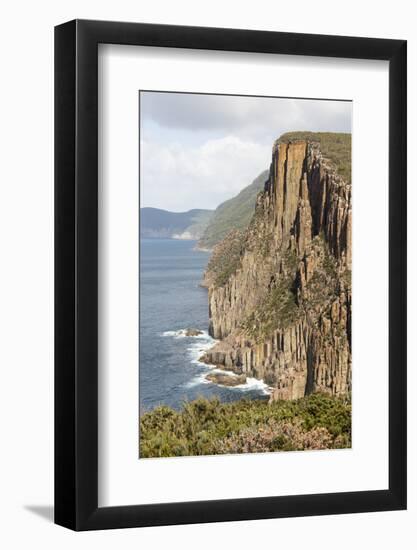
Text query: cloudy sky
140 92 351 212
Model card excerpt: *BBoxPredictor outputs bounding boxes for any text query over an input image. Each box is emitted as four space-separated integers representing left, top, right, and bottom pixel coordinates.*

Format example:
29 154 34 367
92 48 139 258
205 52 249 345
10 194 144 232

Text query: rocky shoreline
182 328 271 392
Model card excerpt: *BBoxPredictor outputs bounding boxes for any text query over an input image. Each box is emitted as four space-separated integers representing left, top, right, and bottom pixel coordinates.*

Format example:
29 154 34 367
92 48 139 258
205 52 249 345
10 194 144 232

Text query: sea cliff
201 134 352 401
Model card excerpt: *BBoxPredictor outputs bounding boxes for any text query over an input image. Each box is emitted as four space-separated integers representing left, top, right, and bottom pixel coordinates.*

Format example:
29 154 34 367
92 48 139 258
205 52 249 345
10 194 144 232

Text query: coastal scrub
140 393 351 458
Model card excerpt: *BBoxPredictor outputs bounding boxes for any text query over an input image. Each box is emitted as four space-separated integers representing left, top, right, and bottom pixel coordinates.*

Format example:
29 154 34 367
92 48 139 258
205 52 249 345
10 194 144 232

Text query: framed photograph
55 20 406 530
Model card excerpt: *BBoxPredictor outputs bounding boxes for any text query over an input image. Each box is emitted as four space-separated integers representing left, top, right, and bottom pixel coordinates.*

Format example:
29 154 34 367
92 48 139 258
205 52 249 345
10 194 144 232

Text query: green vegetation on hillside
240 234 344 342
205 229 245 288
241 248 300 340
242 277 299 340
277 132 351 184
198 170 268 249
140 393 351 458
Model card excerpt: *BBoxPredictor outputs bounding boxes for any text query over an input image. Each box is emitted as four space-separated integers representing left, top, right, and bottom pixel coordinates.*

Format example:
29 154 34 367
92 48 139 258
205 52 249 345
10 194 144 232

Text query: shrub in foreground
139 393 351 458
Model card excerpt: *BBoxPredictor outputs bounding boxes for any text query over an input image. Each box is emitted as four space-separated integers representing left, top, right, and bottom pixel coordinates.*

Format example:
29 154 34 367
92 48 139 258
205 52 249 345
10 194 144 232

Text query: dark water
139 239 269 411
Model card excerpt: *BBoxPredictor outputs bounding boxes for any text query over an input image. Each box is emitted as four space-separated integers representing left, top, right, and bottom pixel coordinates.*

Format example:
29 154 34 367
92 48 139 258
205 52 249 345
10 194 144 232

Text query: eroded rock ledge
201 136 352 401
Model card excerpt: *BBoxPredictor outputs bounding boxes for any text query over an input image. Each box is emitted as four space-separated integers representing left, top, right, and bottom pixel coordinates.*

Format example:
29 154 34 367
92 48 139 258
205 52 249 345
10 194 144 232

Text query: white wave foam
162 328 272 396
161 328 217 364
161 328 214 341
184 372 211 388
209 368 235 376
161 329 186 338
202 367 272 395
186 365 272 396
231 377 272 395
187 335 217 365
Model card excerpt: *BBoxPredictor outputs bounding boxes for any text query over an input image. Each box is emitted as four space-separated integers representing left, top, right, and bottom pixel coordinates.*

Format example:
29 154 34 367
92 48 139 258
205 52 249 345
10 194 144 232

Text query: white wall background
0 0 415 548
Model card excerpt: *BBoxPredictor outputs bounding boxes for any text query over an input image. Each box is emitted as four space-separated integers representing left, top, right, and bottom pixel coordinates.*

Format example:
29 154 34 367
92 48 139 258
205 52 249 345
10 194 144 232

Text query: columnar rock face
202 138 352 400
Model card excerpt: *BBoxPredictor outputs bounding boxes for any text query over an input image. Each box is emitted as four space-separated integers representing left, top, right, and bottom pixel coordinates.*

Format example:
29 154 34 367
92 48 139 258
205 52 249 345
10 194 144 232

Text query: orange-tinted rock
203 139 352 401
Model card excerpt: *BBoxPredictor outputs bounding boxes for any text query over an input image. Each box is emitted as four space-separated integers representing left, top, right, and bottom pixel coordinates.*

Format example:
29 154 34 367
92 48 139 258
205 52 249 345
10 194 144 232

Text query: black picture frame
55 19 407 531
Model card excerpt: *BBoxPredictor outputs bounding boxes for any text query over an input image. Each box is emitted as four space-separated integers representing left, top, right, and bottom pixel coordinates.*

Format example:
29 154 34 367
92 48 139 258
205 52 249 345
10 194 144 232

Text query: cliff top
275 131 351 184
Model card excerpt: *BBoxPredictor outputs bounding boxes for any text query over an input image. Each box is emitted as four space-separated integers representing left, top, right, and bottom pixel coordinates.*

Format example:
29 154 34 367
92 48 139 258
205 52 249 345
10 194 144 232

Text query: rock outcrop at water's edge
201 135 352 401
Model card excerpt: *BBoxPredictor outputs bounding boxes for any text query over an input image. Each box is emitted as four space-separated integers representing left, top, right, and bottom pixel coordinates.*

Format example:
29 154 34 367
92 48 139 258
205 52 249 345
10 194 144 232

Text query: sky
140 92 352 212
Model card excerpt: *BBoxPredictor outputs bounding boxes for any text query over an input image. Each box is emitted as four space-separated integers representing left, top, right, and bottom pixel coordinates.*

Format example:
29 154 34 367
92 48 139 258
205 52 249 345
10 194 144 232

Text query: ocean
139 238 269 411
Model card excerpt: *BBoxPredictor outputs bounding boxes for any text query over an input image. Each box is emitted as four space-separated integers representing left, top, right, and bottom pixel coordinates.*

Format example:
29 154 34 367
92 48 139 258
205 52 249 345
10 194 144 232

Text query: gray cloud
140 92 351 211
140 135 269 211
141 92 351 143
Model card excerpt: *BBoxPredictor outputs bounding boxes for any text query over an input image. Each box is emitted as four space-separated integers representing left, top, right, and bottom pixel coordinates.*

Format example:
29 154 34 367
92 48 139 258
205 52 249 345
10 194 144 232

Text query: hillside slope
140 207 213 240
197 170 269 249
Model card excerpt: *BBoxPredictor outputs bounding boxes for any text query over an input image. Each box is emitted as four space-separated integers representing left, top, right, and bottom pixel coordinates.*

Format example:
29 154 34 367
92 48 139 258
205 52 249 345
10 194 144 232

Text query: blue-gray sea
139 238 269 412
